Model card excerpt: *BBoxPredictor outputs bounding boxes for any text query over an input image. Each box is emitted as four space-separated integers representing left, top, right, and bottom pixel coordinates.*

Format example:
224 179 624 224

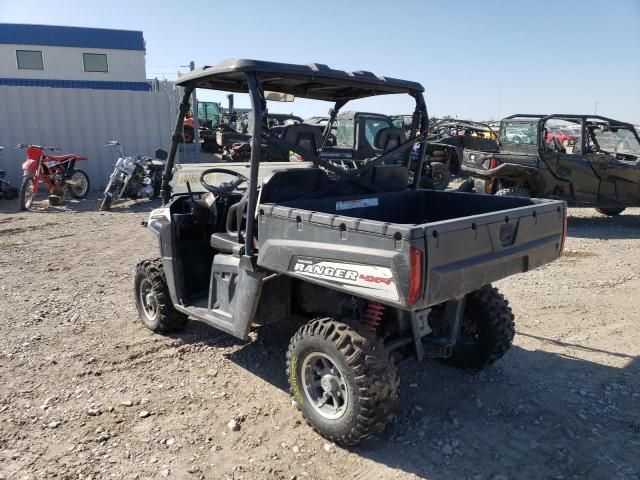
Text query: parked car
134 58 566 446
460 114 640 216
545 127 577 147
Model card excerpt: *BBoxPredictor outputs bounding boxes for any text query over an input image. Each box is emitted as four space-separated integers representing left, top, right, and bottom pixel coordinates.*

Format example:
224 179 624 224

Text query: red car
545 127 577 147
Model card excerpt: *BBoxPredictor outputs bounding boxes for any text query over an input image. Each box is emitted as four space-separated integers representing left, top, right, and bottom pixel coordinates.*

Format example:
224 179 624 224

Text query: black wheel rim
139 278 158 322
458 314 480 346
301 352 349 420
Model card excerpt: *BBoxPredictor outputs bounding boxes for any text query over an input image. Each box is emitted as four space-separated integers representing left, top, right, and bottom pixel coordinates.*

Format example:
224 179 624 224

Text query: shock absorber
362 302 385 333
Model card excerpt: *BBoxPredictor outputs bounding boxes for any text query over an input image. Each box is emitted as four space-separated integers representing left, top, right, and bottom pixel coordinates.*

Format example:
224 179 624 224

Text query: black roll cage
427 119 497 140
500 113 640 155
160 65 429 259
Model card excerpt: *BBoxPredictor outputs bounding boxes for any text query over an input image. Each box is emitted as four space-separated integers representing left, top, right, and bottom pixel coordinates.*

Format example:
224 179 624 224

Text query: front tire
286 318 399 446
19 176 35 210
67 169 90 199
596 207 625 216
443 285 515 369
134 259 187 333
100 195 112 211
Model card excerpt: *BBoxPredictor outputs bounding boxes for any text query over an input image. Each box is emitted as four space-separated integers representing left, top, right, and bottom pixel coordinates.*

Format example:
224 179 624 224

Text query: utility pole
594 101 599 115
189 61 200 162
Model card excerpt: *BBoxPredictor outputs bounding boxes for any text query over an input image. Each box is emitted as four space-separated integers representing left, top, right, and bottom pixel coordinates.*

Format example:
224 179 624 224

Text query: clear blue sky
2 0 639 123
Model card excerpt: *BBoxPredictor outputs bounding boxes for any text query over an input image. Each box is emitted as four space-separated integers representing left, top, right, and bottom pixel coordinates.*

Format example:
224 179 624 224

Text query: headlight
122 157 135 170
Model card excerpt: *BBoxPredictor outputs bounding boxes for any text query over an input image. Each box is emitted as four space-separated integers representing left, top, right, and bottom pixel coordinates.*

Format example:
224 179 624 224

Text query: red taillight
409 247 423 304
560 208 568 254
488 157 500 169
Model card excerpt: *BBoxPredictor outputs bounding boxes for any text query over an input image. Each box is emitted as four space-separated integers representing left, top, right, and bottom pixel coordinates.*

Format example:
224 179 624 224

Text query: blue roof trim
0 24 145 51
0 78 151 91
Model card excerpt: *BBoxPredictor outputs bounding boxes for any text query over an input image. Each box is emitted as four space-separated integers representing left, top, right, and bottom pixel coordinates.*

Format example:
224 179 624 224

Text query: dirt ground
0 194 638 480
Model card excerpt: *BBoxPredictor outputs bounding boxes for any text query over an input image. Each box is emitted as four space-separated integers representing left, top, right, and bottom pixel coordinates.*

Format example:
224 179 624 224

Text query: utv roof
175 58 424 101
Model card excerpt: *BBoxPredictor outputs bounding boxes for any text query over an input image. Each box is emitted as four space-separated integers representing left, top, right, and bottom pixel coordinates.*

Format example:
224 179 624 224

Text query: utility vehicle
320 110 450 189
134 59 567 445
461 114 640 216
425 119 498 176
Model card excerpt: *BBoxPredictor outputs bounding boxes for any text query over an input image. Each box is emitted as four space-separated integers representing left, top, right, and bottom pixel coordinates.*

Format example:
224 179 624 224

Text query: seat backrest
361 165 409 192
374 127 406 151
280 124 324 153
259 168 330 204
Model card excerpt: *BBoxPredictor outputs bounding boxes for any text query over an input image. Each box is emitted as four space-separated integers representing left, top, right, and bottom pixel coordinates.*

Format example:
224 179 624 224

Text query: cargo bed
257 189 566 309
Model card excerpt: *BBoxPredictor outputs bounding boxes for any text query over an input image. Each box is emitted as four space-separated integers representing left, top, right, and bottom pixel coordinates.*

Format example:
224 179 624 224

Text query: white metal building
0 24 178 188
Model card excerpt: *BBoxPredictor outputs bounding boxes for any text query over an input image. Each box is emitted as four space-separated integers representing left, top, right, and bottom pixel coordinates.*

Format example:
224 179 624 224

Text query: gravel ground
0 194 638 480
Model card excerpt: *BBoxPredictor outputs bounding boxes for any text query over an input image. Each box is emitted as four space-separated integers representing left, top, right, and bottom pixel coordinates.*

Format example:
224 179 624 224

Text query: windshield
591 127 640 155
500 121 537 145
197 102 221 128
335 117 355 148
363 117 394 149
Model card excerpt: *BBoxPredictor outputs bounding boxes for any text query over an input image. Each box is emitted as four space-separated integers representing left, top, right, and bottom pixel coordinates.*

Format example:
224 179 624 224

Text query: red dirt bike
15 144 91 210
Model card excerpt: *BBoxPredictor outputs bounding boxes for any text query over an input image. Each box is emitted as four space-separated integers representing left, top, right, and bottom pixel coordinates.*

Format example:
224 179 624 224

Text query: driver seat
211 167 329 253
210 199 247 254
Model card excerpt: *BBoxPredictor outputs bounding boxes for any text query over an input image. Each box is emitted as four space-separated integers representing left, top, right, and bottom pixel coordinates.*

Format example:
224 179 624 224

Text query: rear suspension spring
362 302 385 332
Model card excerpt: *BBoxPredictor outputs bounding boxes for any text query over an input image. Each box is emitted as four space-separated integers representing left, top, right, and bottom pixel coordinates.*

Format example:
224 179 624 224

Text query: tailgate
419 199 566 307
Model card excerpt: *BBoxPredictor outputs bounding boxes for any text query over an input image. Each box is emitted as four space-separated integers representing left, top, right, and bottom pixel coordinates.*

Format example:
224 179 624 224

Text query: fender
22 158 39 175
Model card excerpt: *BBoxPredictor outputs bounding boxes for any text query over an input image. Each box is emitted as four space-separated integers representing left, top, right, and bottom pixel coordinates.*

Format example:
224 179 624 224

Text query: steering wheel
199 168 248 196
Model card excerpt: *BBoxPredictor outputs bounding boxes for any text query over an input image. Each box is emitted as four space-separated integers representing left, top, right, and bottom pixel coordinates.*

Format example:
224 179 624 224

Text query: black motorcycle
0 147 18 200
100 141 167 211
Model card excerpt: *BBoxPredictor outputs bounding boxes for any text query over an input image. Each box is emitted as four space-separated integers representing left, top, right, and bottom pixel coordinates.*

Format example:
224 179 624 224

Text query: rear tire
19 176 35 211
134 259 187 333
286 317 399 446
443 285 515 369
67 169 90 199
495 186 530 197
595 207 625 216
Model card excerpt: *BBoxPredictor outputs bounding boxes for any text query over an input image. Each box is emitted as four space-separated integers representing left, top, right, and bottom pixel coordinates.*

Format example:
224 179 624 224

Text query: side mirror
155 149 168 160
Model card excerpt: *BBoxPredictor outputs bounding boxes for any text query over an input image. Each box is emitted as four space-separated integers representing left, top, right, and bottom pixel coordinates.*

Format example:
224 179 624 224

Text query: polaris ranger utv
460 114 640 216
135 59 567 445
